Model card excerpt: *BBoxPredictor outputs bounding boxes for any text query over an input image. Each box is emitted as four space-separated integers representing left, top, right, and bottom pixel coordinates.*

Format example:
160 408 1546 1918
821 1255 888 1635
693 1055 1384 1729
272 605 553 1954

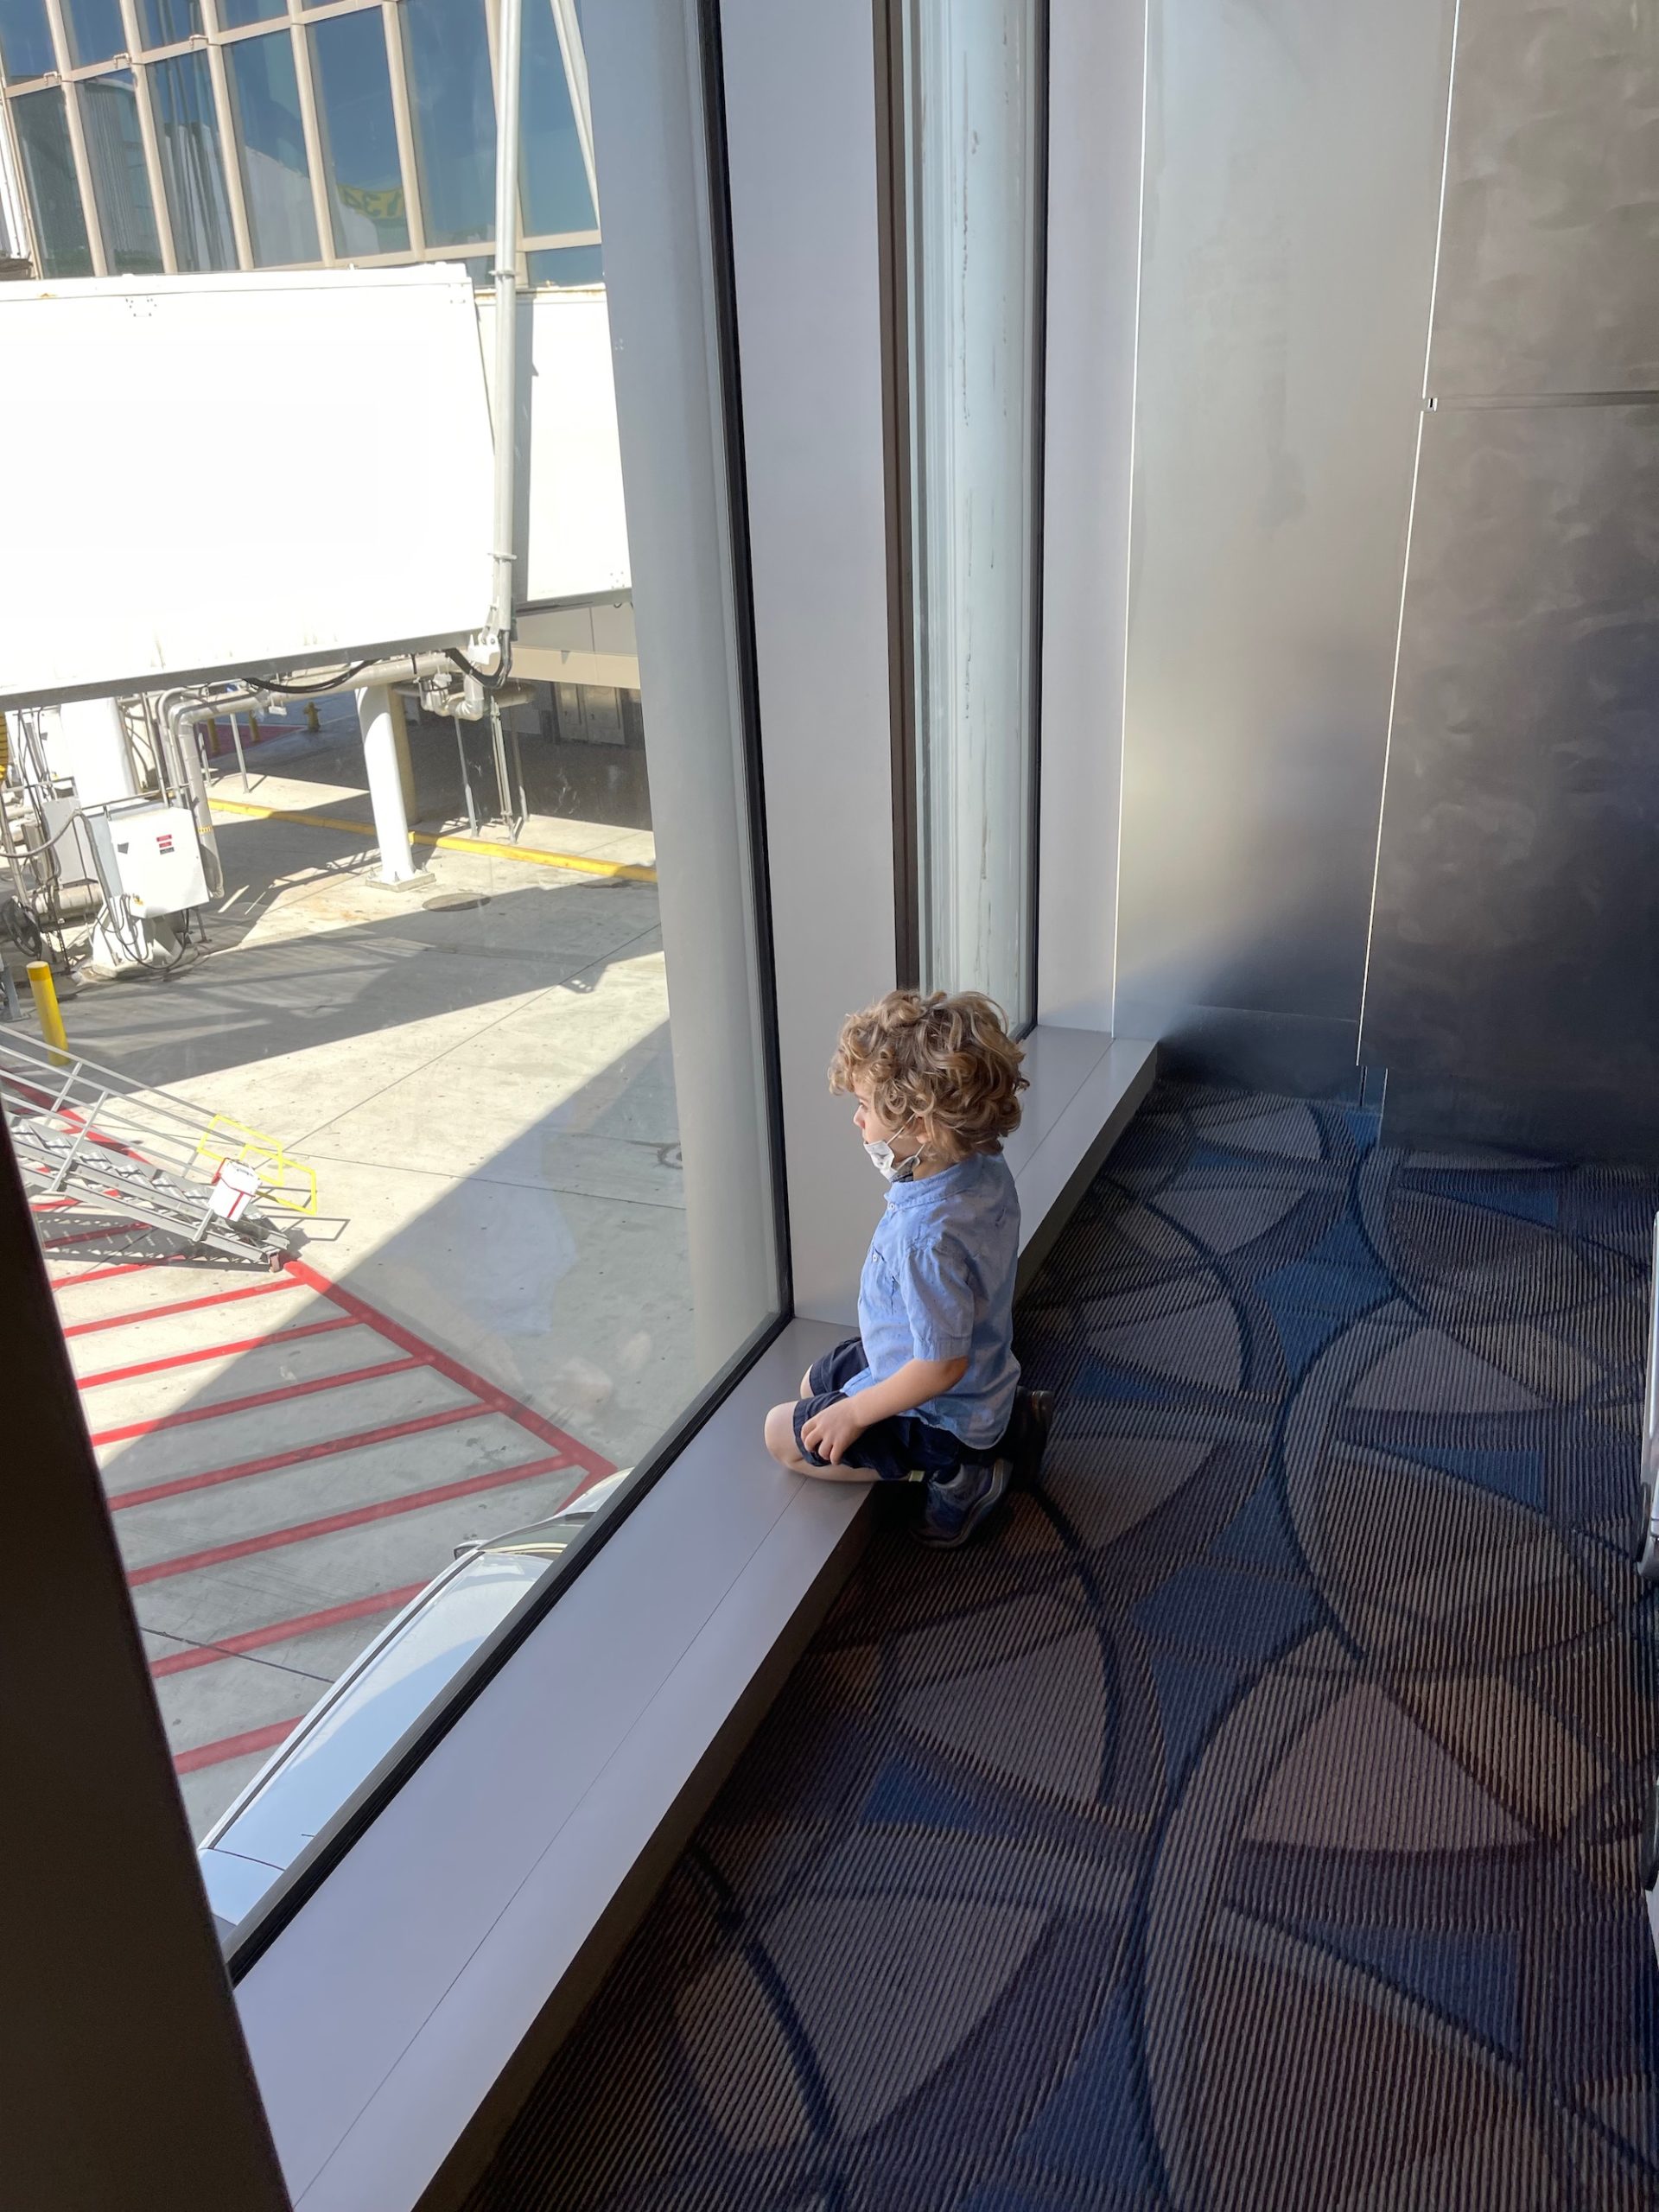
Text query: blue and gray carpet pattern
470 1084 1659 2209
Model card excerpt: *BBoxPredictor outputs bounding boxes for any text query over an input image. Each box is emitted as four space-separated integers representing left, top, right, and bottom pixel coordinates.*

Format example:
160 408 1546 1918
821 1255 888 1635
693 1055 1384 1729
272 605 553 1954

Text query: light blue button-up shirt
844 1149 1020 1447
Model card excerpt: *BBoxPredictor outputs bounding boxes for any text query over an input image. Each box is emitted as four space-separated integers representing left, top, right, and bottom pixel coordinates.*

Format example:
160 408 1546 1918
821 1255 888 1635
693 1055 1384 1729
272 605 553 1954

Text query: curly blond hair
829 989 1027 1162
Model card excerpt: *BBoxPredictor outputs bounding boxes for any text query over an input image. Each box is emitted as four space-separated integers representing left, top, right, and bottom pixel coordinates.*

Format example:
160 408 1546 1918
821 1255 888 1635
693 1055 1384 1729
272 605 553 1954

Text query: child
764 988 1052 1547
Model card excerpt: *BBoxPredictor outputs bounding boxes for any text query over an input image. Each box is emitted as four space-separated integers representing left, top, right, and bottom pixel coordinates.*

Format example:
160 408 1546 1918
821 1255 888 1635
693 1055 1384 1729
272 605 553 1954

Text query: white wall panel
0 266 495 708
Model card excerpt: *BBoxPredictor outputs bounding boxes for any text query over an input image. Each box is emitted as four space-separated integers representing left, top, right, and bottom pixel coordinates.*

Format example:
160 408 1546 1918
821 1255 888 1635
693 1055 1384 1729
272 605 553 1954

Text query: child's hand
800 1396 868 1465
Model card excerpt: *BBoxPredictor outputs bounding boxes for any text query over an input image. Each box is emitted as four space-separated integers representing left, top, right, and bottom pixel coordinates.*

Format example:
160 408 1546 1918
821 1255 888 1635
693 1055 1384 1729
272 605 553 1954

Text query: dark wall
1361 0 1659 1155
1114 0 1453 1090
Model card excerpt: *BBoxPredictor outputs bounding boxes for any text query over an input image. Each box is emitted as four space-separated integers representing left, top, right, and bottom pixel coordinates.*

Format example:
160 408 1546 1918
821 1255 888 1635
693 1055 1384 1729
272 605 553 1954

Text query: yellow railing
194 1114 320 1217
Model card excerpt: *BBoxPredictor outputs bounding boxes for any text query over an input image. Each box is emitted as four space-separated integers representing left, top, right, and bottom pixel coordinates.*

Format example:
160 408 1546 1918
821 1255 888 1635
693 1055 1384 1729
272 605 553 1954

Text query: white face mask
864 1135 919 1184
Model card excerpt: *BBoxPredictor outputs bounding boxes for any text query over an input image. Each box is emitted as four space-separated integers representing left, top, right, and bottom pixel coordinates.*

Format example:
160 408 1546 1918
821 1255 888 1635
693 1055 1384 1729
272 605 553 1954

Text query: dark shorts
792 1337 1001 1484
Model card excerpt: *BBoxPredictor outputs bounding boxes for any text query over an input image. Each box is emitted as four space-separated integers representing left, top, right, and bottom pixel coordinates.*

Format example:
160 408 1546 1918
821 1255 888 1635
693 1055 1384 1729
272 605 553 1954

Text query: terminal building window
0 5 779 1954
895 0 1044 1028
0 0 602 287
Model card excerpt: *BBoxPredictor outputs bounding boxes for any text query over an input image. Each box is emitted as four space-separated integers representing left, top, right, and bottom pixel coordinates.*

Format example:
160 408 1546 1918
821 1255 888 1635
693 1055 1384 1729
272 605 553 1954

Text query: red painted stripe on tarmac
89 1355 424 1446
41 1223 123 1249
129 1452 571 1585
50 1260 158 1290
175 1717 300 1775
61 1274 301 1338
111 1402 493 1510
283 1257 613 1478
77 1313 358 1390
149 1583 429 1678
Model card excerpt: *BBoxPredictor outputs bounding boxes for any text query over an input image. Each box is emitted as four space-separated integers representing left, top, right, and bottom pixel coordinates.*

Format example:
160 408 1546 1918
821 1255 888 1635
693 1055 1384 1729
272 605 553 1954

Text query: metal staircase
0 1030 317 1265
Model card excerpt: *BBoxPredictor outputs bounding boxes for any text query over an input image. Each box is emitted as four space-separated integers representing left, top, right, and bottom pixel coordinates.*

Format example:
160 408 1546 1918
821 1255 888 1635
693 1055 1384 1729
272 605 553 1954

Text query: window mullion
288 16 333 265
117 0 179 270
201 28 252 265
41 0 108 273
379 0 423 255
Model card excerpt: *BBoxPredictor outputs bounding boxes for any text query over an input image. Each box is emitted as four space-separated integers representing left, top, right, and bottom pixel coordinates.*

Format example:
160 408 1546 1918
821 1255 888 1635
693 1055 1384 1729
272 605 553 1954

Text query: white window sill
234 1028 1155 2210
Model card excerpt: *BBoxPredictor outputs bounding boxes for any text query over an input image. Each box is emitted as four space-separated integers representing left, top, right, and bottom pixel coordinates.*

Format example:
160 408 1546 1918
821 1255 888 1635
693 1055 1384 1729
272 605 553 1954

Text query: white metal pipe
356 684 422 884
489 0 525 642
160 696 226 897
549 0 600 224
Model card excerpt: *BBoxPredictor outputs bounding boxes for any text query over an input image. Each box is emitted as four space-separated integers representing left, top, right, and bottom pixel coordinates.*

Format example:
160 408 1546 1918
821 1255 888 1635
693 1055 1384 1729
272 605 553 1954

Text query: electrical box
92 802 210 916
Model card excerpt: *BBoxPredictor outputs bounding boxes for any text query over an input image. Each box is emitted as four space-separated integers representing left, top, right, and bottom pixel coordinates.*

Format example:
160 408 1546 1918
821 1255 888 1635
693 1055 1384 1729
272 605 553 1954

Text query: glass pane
63 0 125 67
520 0 593 238
527 243 601 288
220 0 284 22
403 0 493 247
11 1 779 1948
0 0 54 79
80 70 162 272
310 9 407 256
226 29 317 264
138 0 200 47
149 49 236 270
12 87 92 274
904 0 1042 1028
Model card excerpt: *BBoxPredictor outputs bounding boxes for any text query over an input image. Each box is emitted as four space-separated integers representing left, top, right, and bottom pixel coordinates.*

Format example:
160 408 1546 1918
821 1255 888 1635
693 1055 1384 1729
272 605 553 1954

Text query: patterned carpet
468 1083 1659 2210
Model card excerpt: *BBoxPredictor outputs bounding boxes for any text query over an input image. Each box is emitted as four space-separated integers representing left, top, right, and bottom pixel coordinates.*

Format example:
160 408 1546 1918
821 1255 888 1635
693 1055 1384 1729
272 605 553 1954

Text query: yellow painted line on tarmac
207 795 657 882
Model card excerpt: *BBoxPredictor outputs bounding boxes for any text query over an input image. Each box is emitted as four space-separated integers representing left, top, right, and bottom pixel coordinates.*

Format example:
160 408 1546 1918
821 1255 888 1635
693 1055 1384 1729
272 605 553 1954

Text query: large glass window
149 48 235 270
12 86 93 276
3 0 778 1960
226 29 318 265
138 0 200 48
899 0 1043 1027
220 0 283 23
63 0 126 68
528 242 601 289
0 0 54 82
310 8 408 257
520 0 594 239
80 70 163 273
403 0 493 248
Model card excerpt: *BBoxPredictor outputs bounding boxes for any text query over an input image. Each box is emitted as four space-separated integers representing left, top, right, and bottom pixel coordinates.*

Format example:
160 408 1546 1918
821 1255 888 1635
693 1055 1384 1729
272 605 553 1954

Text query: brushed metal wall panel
1363 403 1659 1096
1116 0 1451 1074
1430 0 1659 397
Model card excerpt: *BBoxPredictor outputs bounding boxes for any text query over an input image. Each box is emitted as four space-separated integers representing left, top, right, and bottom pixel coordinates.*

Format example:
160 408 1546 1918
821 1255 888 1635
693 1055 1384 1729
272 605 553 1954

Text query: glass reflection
149 49 235 270
527 244 601 289
226 30 317 265
12 86 92 274
139 0 200 47
311 9 407 256
63 0 125 67
219 0 283 22
520 0 593 239
403 0 493 248
0 0 55 81
81 69 162 272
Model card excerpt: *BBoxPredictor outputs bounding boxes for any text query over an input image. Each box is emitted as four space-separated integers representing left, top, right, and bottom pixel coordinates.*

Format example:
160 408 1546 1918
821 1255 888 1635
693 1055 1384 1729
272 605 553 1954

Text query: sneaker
1007 1388 1055 1488
916 1458 1011 1548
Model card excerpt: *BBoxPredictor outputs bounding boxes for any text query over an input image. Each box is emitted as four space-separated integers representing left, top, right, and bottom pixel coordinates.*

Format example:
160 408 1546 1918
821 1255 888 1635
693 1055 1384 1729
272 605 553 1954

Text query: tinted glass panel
0 0 54 79
139 0 200 45
226 30 317 264
520 0 594 238
527 244 601 288
403 0 493 247
904 0 1042 1027
63 0 125 67
81 70 162 272
311 9 407 255
12 87 92 274
220 0 284 22
149 49 235 270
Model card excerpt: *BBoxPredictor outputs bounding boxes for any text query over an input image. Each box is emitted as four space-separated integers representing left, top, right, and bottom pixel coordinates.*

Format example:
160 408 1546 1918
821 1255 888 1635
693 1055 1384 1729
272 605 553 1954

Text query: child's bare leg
765 1402 877 1483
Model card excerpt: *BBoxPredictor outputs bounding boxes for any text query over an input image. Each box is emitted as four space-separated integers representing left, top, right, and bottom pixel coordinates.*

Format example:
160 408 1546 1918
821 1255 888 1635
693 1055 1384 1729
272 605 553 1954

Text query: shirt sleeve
898 1234 978 1363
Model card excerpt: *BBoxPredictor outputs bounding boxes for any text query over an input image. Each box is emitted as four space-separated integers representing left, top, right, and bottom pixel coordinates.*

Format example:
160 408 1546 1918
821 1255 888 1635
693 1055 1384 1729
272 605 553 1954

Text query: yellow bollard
27 961 68 1064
